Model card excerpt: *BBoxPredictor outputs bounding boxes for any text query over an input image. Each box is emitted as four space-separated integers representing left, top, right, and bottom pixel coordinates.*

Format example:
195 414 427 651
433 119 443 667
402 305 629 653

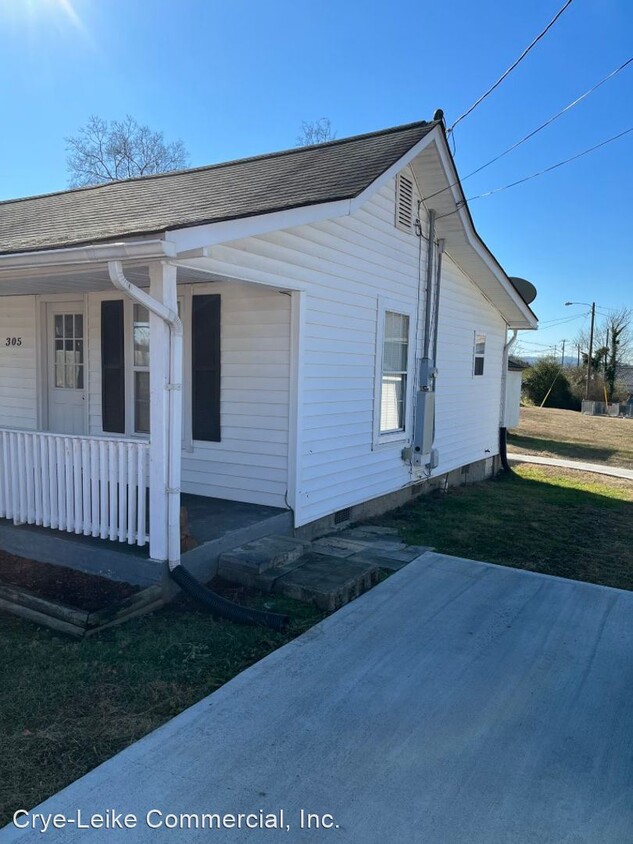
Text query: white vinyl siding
194 169 507 525
0 296 38 430
86 282 291 508
433 255 506 474
180 282 290 506
195 170 428 525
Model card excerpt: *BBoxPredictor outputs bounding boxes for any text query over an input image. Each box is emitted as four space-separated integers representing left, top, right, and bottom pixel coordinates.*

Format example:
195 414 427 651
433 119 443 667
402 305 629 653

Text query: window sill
373 431 409 450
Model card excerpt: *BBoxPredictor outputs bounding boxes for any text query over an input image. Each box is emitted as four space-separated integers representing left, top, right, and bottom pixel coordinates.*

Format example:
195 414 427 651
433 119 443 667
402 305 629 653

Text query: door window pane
53 313 84 389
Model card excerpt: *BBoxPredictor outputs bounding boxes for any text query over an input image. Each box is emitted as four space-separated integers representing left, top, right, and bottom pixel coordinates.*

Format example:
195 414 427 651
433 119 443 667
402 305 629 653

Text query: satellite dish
509 277 537 305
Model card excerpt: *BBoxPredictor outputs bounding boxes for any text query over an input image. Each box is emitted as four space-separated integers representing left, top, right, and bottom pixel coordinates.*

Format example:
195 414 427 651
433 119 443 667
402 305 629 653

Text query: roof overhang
407 135 537 329
0 239 216 295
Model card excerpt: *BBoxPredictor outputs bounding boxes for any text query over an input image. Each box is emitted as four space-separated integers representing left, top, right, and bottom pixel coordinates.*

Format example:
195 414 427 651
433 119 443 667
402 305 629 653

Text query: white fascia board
168 128 443 254
0 239 176 274
432 139 537 329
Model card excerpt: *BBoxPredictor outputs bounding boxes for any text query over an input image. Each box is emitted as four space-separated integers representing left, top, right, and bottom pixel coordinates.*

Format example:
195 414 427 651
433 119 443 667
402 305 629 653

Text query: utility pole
586 302 596 399
565 300 597 399
576 344 581 367
560 339 566 367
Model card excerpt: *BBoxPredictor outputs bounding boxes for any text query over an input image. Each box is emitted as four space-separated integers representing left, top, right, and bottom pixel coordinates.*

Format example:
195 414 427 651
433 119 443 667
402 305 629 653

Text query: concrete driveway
3 552 632 843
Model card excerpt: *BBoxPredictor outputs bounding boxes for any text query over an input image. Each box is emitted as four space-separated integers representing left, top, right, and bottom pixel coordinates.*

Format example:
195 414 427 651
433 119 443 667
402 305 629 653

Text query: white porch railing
0 429 150 547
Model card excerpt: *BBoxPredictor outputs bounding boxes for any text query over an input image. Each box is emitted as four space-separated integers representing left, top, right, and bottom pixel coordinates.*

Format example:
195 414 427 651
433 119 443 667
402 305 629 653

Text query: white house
0 119 537 573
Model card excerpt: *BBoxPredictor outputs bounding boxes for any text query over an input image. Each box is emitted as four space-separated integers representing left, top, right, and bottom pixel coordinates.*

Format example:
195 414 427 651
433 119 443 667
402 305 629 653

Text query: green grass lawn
0 589 324 827
508 406 633 468
2 462 632 827
377 464 633 591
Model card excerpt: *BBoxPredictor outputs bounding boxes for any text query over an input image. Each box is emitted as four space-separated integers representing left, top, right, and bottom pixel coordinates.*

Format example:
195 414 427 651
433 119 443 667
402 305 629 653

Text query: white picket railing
0 429 150 547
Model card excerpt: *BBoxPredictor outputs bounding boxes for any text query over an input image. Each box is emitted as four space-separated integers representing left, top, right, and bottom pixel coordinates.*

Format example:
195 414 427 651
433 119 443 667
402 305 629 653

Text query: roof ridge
0 119 434 207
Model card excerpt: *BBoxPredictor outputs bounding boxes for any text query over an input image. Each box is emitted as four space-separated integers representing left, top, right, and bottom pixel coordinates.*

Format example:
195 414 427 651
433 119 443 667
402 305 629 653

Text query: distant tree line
521 306 632 409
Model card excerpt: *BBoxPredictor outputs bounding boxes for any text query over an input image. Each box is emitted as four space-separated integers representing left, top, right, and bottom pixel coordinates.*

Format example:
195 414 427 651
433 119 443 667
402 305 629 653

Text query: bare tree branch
296 118 336 146
65 114 189 187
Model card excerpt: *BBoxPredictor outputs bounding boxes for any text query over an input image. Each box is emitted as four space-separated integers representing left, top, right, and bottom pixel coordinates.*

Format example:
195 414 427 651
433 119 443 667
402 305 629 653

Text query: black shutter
101 300 125 433
192 294 221 441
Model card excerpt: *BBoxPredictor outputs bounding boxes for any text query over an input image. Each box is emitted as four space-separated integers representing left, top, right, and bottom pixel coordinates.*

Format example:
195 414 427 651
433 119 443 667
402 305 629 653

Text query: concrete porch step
272 552 381 612
218 535 310 587
218 535 381 612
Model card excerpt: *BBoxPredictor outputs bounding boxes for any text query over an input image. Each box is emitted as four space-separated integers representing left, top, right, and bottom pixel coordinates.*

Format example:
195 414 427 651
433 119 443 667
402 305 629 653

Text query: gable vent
396 173 414 232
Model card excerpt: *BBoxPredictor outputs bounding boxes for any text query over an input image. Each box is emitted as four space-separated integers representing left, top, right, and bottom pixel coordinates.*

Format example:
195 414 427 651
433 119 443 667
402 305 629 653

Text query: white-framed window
374 299 415 446
132 304 150 433
473 332 486 376
129 300 185 436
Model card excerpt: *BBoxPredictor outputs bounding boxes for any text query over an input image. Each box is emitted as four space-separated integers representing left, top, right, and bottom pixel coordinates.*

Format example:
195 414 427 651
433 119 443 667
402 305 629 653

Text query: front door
47 304 86 434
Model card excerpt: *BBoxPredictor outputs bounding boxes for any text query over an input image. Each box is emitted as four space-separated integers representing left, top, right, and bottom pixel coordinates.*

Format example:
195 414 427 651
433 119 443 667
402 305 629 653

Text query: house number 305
5 337 22 346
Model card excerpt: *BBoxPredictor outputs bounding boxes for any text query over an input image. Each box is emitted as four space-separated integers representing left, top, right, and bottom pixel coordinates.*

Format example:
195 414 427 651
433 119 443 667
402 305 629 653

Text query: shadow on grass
377 468 633 592
0 590 325 827
507 433 617 464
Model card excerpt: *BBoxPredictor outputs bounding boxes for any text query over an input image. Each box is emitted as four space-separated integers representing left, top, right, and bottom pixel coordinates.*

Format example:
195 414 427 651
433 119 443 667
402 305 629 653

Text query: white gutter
0 239 176 271
107 260 183 570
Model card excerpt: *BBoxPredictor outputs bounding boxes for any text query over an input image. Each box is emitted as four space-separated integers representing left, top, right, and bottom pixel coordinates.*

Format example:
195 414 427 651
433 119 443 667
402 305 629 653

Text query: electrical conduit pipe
107 260 289 631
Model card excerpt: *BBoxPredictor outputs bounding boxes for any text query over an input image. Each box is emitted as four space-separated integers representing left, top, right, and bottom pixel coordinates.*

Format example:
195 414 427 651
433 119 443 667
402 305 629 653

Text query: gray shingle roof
0 120 436 256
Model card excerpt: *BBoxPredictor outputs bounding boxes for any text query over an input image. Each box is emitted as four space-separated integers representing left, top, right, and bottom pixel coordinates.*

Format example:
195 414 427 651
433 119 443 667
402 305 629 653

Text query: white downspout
107 260 183 570
500 328 518 427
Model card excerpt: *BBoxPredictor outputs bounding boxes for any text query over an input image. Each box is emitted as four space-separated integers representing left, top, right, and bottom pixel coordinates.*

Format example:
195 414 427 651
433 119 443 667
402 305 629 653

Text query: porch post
148 262 178 561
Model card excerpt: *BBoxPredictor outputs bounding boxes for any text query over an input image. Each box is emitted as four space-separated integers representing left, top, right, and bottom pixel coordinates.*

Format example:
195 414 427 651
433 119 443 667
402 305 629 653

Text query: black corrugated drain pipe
499 427 511 473
169 564 290 631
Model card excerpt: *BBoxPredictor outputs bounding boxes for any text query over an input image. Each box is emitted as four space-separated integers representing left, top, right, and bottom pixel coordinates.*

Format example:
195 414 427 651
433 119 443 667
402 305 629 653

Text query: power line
538 312 589 327
539 313 586 325
448 0 575 132
462 56 633 180
517 340 562 348
424 56 633 205
466 126 633 201
435 125 633 220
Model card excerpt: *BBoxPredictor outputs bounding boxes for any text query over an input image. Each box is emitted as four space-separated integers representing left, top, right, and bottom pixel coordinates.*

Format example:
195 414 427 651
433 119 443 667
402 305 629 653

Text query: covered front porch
0 490 292 587
0 239 300 575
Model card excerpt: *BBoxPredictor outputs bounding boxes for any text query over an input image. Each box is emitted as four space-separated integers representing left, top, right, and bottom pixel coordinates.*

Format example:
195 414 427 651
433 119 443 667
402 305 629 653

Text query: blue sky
0 0 631 357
